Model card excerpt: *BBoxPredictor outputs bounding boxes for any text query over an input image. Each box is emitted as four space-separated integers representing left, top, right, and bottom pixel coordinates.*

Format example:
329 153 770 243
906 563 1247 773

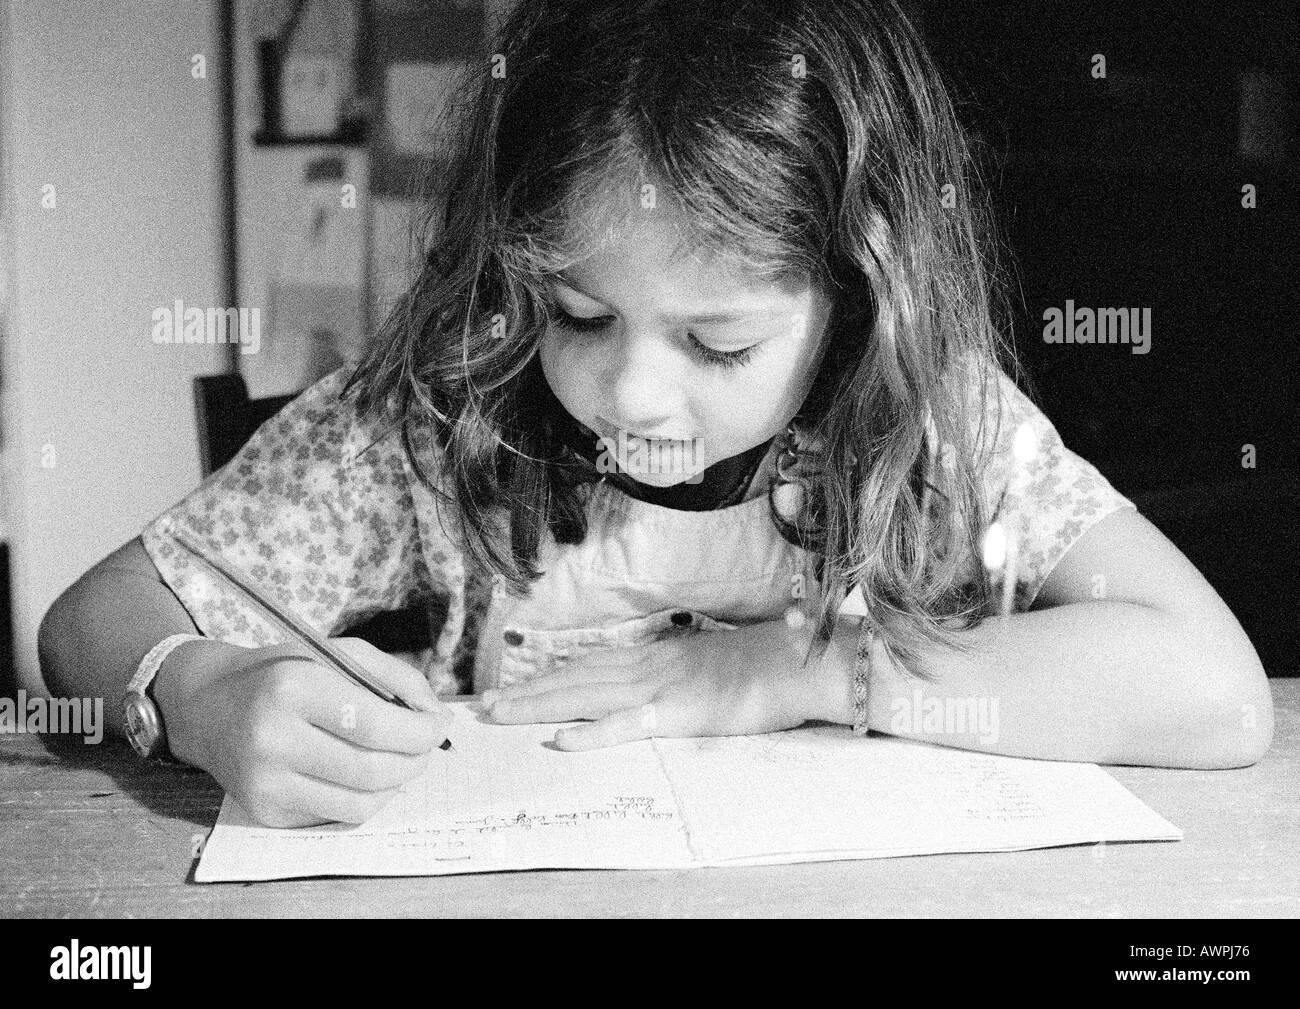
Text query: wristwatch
123 633 205 762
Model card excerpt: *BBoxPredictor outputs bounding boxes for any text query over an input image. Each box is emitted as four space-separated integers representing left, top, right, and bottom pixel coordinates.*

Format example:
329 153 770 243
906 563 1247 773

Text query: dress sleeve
972 371 1137 610
139 367 471 693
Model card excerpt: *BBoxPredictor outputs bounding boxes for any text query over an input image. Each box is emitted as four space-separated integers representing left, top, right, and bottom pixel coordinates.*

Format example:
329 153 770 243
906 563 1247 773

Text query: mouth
592 417 694 445
589 417 708 482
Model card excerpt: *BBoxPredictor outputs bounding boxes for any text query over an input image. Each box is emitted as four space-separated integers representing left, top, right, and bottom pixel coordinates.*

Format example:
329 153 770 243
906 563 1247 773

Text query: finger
484 640 677 706
557 642 656 673
296 673 452 755
328 637 450 715
482 673 585 708
285 721 439 793
486 668 634 706
487 683 653 724
554 702 665 751
281 771 401 825
327 638 456 751
490 648 662 702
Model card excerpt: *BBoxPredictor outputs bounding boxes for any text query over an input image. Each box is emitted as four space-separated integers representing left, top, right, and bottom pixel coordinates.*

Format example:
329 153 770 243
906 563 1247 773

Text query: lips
592 417 693 444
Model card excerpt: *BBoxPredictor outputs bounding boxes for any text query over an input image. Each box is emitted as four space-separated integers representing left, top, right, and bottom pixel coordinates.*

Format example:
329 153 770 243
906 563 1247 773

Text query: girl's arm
487 506 1272 770
38 536 245 740
813 506 1274 768
40 538 447 827
38 368 461 827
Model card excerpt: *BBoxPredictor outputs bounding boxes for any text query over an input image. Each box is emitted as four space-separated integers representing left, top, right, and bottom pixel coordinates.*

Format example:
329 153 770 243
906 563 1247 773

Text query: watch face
123 694 162 758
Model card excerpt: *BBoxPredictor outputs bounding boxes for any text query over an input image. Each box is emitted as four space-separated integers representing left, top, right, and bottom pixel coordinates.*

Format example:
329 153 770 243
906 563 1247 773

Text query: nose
598 326 686 436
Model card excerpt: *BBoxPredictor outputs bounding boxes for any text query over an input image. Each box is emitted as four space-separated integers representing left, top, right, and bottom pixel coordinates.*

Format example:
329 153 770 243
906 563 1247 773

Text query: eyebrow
553 273 780 324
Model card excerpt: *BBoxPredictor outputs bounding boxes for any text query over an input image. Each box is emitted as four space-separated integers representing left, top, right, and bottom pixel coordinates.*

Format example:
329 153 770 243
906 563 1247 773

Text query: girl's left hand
482 619 831 750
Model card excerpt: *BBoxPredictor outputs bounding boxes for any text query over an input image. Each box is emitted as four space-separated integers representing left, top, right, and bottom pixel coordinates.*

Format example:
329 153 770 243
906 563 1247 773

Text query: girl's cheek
539 332 587 388
545 327 604 370
703 370 790 444
767 337 819 394
733 340 822 434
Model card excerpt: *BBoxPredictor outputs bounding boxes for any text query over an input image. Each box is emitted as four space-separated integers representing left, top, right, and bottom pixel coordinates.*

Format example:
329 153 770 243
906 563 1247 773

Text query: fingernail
412 693 441 713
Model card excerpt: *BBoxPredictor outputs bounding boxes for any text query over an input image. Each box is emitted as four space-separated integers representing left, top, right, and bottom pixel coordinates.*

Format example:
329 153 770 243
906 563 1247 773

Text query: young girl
40 0 1272 829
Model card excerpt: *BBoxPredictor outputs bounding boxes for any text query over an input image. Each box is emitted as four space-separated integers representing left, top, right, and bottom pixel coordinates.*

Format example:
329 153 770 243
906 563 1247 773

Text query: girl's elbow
1190 657 1274 769
1163 610 1273 768
1196 717 1272 769
37 572 104 695
1217 689 1273 768
37 590 77 695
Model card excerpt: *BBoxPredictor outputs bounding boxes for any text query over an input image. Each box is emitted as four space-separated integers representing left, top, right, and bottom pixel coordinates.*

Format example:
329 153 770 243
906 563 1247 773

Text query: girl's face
538 209 834 486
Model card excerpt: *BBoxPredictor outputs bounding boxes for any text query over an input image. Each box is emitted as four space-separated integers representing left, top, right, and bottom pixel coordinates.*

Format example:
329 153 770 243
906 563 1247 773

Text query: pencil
170 530 453 750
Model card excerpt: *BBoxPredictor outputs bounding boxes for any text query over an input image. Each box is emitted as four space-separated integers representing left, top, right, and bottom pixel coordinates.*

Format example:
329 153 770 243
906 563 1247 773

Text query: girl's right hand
153 637 453 828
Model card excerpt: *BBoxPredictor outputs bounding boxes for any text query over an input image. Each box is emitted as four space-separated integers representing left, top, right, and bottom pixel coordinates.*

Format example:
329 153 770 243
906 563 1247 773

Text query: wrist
827 618 863 725
784 617 859 725
151 638 244 769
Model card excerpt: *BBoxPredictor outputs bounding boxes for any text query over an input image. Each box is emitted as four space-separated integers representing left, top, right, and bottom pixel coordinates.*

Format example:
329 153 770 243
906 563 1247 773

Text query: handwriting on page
655 728 1147 863
196 704 1181 882
236 795 678 862
204 708 694 878
957 759 1046 820
382 797 678 851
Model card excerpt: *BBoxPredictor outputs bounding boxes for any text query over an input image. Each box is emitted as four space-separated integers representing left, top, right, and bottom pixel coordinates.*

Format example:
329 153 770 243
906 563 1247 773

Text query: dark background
913 0 1299 675
1 2 1295 681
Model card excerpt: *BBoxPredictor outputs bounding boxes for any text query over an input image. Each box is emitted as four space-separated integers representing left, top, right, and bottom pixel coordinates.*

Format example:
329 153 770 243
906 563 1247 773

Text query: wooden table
2 681 1297 918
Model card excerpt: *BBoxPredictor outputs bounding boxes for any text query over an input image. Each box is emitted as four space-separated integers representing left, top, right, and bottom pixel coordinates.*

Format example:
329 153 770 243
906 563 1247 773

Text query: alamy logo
1042 300 1151 355
151 299 260 355
890 688 1000 744
50 941 151 989
595 432 706 484
0 690 103 743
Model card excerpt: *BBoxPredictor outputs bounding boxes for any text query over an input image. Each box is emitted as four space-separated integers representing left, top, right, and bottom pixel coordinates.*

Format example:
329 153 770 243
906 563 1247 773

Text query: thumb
326 636 450 719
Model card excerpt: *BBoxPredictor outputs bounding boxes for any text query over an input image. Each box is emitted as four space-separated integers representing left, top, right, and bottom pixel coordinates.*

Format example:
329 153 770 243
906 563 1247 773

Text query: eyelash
549 307 756 370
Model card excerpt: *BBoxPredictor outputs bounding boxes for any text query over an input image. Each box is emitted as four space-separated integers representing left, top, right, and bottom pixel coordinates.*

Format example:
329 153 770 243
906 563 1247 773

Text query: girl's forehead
555 245 808 307
559 187 695 260
540 168 815 298
555 207 804 298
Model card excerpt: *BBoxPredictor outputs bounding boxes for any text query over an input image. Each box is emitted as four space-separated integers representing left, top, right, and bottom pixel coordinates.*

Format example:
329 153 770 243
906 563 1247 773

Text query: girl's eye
550 306 755 370
686 334 755 370
550 307 613 334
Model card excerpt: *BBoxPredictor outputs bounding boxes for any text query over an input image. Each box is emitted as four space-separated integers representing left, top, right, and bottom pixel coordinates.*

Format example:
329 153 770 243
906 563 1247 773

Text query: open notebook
195 701 1181 882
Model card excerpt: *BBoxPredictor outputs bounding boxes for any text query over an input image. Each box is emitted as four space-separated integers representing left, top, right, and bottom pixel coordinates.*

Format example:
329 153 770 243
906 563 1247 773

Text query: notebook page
652 726 1183 865
195 702 692 882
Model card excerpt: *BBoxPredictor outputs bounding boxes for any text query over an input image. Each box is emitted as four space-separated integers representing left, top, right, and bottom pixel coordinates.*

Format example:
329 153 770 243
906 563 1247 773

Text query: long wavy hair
346 0 1019 672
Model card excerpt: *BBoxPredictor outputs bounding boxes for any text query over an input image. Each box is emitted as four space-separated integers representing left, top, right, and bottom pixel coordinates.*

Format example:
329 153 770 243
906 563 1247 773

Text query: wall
234 0 517 400
234 0 368 400
0 1 228 692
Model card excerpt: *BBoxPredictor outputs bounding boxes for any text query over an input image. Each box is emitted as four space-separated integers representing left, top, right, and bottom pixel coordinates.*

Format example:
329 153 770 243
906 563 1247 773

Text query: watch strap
126 633 206 762
129 633 206 696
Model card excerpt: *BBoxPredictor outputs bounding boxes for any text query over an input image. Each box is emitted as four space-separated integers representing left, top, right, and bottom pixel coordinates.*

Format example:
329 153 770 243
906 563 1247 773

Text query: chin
622 470 702 489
